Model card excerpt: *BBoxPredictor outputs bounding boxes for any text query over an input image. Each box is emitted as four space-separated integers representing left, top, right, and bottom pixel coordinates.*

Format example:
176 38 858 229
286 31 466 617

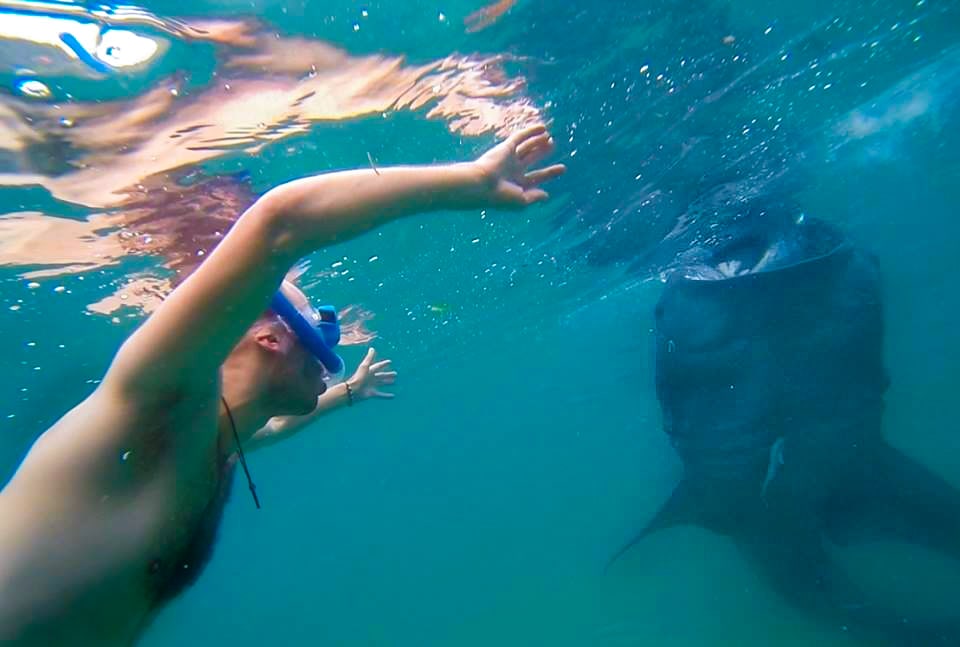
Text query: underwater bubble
16 79 52 99
26 282 40 289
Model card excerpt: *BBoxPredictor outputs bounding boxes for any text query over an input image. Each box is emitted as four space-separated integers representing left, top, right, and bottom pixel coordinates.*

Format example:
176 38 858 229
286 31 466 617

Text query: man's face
276 330 328 414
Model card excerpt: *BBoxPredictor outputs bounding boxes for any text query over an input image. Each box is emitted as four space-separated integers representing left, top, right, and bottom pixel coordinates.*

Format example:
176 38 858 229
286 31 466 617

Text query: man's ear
253 328 284 352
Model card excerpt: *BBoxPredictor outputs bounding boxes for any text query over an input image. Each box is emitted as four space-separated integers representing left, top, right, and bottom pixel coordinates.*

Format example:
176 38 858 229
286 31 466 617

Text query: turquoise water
1 0 959 644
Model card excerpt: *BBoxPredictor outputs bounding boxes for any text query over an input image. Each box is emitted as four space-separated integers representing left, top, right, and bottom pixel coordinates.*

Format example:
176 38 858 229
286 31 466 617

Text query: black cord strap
222 396 261 509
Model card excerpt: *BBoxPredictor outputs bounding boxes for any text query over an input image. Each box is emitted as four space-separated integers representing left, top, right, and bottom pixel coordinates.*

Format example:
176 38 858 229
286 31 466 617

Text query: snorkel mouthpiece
270 291 345 376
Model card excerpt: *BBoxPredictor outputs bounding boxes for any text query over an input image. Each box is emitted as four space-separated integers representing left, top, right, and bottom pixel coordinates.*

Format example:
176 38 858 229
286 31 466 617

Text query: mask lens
271 288 344 375
317 308 337 324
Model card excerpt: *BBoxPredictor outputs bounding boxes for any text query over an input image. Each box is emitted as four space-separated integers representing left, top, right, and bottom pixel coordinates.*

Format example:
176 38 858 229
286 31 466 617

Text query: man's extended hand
471 124 567 209
346 348 396 400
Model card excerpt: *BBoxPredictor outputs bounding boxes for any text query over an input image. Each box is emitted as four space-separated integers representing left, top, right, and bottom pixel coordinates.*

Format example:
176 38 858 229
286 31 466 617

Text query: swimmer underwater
0 126 565 645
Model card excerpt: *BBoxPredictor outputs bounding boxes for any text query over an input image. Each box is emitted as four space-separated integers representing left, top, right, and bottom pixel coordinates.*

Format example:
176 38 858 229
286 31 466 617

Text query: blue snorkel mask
270 286 345 382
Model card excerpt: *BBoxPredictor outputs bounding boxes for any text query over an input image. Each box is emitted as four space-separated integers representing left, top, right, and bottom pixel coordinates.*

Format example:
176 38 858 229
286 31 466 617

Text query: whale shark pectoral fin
606 480 700 569
823 442 960 559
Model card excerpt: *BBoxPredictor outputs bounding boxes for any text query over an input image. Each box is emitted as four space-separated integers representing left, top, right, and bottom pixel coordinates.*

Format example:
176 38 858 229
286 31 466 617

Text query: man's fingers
523 164 566 187
369 359 392 372
497 182 528 207
507 124 547 149
520 138 557 168
516 134 552 160
359 347 377 367
522 188 549 205
373 390 395 399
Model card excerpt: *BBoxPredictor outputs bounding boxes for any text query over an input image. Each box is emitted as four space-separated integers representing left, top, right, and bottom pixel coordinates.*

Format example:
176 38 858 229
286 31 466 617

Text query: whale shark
612 212 960 645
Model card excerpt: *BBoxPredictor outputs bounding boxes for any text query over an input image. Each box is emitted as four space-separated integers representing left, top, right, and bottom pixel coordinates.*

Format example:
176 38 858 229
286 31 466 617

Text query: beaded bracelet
344 381 355 406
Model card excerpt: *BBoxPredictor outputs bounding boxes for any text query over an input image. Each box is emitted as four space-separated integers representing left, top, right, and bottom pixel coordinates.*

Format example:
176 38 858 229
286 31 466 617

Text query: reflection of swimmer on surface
0 11 542 209
0 171 372 343
0 125 565 645
0 172 255 279
0 9 545 316
465 0 518 33
0 172 256 313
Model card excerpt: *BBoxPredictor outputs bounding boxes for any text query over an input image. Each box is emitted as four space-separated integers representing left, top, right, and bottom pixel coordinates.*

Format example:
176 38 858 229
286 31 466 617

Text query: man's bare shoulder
4 383 219 506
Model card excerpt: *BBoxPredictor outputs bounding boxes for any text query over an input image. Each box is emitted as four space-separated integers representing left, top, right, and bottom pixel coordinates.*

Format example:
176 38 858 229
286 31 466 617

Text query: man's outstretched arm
102 126 564 402
246 348 395 452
